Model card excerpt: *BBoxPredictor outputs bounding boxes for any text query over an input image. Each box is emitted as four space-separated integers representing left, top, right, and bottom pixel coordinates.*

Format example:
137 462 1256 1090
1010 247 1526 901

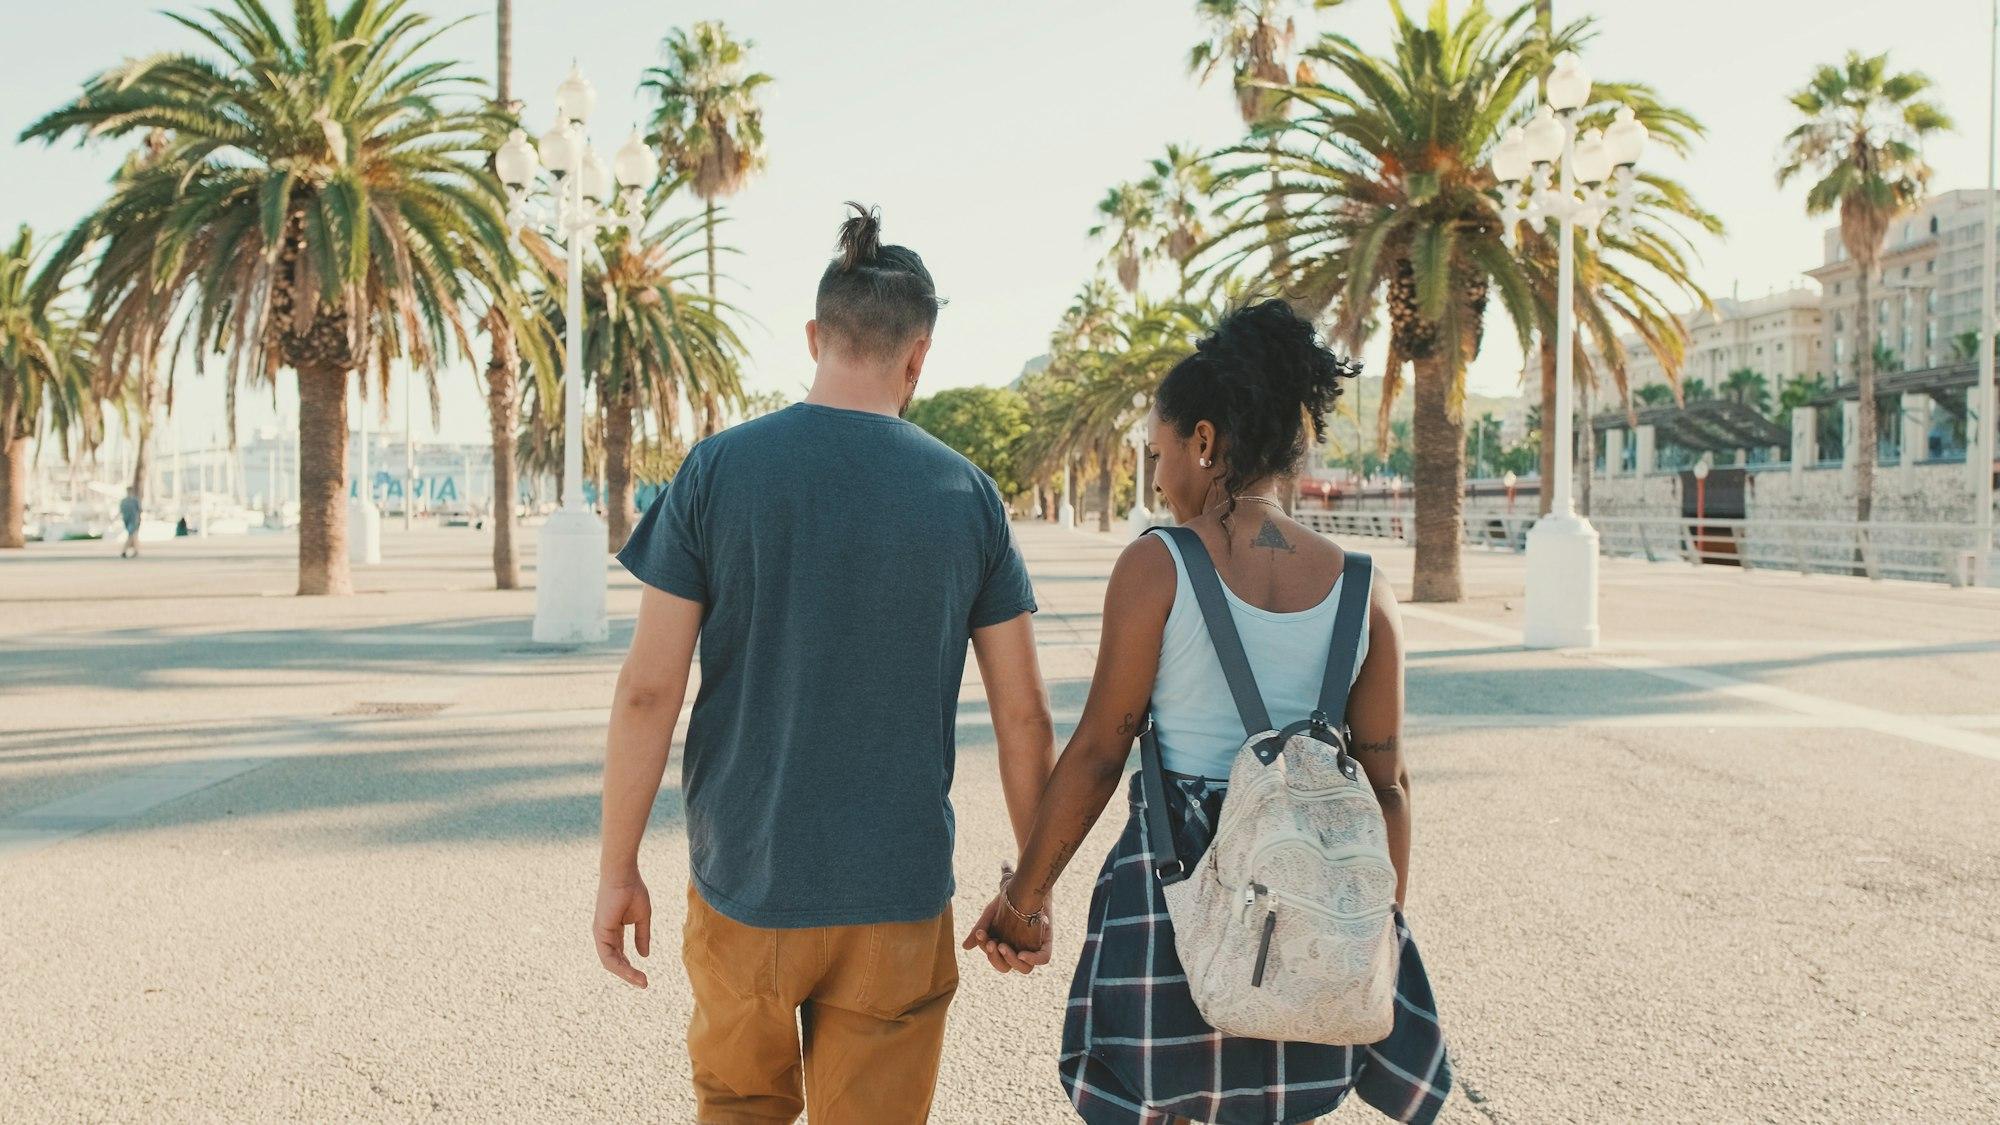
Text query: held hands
593 871 652 989
960 862 1053 975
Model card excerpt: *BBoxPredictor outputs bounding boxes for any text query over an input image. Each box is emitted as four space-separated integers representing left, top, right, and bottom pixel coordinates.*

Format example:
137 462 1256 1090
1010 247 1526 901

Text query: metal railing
1295 509 1996 587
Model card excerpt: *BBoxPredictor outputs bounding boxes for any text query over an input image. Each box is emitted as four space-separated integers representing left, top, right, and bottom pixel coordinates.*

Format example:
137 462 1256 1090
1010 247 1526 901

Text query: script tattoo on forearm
1252 518 1295 552
1351 735 1399 756
1036 838 1079 898
1115 712 1140 738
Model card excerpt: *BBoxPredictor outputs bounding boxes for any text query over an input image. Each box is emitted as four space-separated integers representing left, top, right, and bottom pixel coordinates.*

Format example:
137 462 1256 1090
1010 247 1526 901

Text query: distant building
1805 188 2000 380
1614 288 1825 396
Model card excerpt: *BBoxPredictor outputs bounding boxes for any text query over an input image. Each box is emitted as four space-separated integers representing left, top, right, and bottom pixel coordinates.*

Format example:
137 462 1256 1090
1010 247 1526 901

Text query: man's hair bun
834 201 883 271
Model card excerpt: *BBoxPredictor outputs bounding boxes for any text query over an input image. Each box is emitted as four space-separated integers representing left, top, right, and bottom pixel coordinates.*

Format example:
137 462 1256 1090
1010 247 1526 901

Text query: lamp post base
1058 501 1075 529
1125 503 1153 540
533 506 609 645
1523 512 1600 649
348 500 382 565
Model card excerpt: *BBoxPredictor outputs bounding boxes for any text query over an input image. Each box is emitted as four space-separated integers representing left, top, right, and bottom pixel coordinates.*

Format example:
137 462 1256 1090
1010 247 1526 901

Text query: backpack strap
1313 551 1374 733
1157 526 1274 739
1141 525 1280 884
1135 714 1186 883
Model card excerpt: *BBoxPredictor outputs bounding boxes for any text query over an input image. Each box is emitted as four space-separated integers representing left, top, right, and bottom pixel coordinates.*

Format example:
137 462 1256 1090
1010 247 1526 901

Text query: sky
3 0 1995 450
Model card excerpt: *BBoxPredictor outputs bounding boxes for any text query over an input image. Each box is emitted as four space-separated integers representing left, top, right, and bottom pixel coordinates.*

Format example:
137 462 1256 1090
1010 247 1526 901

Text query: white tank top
1150 530 1371 780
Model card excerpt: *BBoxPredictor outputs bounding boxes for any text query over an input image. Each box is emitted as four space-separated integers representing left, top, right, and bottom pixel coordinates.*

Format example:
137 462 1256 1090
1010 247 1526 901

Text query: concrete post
1634 425 1657 476
1792 405 1816 475
1602 428 1625 477
1842 401 1861 469
1900 391 1930 474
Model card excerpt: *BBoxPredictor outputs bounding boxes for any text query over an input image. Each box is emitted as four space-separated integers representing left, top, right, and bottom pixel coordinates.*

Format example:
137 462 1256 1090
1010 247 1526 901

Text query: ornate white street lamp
495 65 657 644
1490 50 1647 649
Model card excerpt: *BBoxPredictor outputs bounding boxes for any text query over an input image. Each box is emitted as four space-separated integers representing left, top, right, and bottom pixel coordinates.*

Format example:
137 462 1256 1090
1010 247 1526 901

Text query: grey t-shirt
617 402 1037 928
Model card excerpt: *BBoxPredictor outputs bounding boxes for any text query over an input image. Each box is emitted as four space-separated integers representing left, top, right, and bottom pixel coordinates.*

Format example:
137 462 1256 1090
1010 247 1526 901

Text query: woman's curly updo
1155 298 1361 503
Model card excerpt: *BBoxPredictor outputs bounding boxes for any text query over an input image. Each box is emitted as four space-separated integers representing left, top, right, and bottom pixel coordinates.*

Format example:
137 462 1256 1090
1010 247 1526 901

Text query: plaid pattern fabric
1058 773 1451 1125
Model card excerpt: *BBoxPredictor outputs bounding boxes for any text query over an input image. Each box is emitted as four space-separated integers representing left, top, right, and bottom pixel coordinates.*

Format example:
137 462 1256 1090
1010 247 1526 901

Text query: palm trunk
296 365 352 595
1096 442 1114 533
1538 332 1557 516
701 198 722 438
0 395 24 548
1853 258 1877 525
484 309 521 589
130 369 157 508
496 0 512 106
603 381 637 550
1410 352 1465 602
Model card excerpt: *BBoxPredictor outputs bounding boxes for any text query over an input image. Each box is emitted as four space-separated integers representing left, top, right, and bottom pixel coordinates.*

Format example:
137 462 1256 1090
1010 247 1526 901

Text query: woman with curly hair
965 299 1453 1124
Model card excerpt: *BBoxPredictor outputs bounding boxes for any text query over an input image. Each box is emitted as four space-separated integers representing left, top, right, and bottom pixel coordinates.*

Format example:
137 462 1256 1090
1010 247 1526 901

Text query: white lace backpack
1139 526 1399 1045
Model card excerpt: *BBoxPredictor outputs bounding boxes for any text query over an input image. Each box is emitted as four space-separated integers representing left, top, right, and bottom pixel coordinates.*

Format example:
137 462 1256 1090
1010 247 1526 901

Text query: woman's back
1149 508 1369 779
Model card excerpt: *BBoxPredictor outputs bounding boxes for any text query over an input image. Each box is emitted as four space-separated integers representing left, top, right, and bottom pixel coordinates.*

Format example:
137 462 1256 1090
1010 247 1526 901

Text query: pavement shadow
0 613 631 698
38 716 673 849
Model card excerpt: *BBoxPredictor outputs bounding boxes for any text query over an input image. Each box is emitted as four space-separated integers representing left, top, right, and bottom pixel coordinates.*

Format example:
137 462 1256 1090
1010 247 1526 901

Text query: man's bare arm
971 613 1056 852
594 585 702 988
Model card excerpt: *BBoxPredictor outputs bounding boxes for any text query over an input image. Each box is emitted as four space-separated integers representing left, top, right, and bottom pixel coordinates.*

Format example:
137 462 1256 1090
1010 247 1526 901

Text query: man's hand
593 874 652 988
961 890 1053 975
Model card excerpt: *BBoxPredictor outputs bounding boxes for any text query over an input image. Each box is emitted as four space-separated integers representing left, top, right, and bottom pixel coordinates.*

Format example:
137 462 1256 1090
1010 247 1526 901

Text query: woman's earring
1199 457 1212 468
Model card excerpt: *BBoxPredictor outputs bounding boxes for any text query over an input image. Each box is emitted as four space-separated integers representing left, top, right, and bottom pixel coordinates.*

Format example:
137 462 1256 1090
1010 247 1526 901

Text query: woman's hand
961 890 1053 975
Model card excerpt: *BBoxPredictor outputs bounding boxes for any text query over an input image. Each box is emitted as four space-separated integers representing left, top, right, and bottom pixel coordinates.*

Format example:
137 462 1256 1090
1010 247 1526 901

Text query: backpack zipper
1251 903 1278 987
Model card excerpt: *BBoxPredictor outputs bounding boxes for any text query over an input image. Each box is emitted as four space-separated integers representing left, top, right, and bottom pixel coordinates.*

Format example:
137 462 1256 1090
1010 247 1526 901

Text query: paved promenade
3 522 1998 1123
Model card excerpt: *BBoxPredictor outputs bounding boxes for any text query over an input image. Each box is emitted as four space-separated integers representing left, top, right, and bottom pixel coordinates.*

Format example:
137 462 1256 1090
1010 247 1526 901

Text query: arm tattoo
1251 518 1294 552
1035 839 1079 898
1115 712 1141 738
1351 735 1399 756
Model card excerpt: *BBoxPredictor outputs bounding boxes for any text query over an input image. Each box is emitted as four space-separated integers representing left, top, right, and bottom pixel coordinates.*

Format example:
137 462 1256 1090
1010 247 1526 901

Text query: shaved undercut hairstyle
815 202 943 357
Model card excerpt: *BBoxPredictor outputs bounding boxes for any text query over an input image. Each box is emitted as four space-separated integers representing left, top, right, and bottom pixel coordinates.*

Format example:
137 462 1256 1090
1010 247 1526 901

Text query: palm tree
1776 372 1828 429
519 203 746 549
24 0 512 595
1089 183 1158 294
2 228 100 547
485 0 524 589
1212 0 1563 601
1144 143 1218 291
1778 50 1951 523
1722 367 1772 414
641 20 770 438
1632 383 1675 407
1189 0 1345 283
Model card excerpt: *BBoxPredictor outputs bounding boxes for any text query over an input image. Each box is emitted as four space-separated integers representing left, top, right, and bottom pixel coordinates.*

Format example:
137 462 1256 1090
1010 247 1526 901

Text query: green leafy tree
23 0 514 595
1464 411 1504 477
907 386 1033 497
642 20 771 436
1632 383 1676 407
1778 49 1951 522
